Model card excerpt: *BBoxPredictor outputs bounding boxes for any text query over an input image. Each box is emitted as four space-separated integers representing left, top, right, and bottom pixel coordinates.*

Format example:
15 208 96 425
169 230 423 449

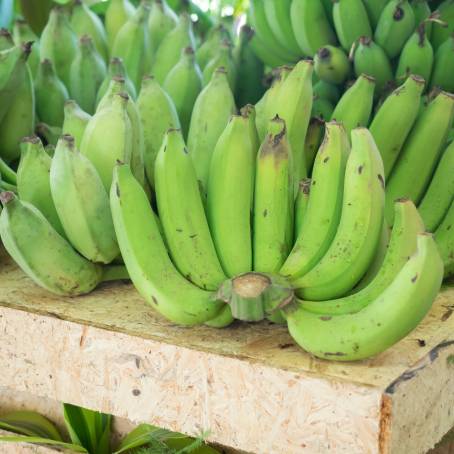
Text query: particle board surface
0 253 453 454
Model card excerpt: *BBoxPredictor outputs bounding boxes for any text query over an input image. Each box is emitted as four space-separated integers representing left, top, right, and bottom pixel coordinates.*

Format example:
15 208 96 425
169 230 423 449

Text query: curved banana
110 163 225 325
248 29 289 68
105 0 135 50
62 99 91 149
294 178 311 236
430 35 454 92
148 0 178 56
286 233 443 361
0 191 102 296
435 200 454 278
202 39 236 91
363 0 392 28
293 127 385 300
196 24 227 70
12 19 39 77
431 0 454 50
314 46 350 85
411 0 432 34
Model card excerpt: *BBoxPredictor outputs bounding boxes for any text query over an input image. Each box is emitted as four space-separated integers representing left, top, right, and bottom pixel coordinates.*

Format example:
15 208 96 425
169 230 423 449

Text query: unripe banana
418 140 454 231
430 35 454 92
333 0 372 51
411 0 432 35
148 0 178 55
304 117 325 173
385 91 454 224
353 37 393 94
202 39 236 91
40 6 77 88
50 134 119 264
163 47 202 137
196 24 227 70
248 29 289 68
280 121 349 280
188 67 236 192
294 178 311 236
110 163 225 325
137 75 180 187
152 13 196 84
105 0 135 49
314 46 350 85
435 200 454 278
62 99 91 149
0 157 17 185
431 0 454 50
36 122 61 146
34 59 69 126
70 35 106 114
70 0 108 62
154 129 226 290
363 0 392 28
290 0 337 56
12 19 39 77
0 191 103 296
313 80 340 104
374 0 416 58
111 2 150 92
395 23 434 83
312 97 334 121
293 127 385 300
369 74 425 178
331 74 375 135
81 92 133 190
207 112 256 277
0 28 14 51
17 135 65 236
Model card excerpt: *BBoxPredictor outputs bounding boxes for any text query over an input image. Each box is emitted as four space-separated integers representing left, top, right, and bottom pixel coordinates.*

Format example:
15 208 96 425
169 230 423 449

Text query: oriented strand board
0 253 453 453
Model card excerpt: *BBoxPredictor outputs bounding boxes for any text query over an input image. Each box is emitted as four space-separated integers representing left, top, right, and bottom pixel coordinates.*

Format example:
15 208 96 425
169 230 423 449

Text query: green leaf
115 424 172 453
0 435 89 452
0 411 63 441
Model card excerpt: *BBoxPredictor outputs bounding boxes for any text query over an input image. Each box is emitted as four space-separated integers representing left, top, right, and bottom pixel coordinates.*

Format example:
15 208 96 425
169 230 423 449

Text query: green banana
40 6 77 89
430 35 454 92
313 80 341 104
374 0 416 58
188 67 236 192
294 178 311 236
154 129 226 290
96 57 137 105
411 0 432 35
110 163 225 325
314 46 350 85
301 198 424 314
0 157 17 184
304 117 325 173
418 140 454 231
196 24 227 70
111 2 150 92
248 29 289 68
353 37 393 94
0 191 102 296
70 35 107 115
435 200 454 278
105 0 135 50
163 46 202 137
62 100 91 149
0 28 14 51
363 0 392 27
137 75 180 187
70 0 108 62
50 134 119 264
207 112 256 277
202 39 237 91
395 23 434 83
280 121 349 280
81 92 133 191
35 59 69 127
312 98 334 124
330 74 375 135
286 233 443 361
148 0 178 56
253 116 293 273
431 0 454 50
290 0 337 56
333 0 372 51
36 122 61 146
369 74 425 178
292 127 385 300
12 19 39 77
17 135 65 236
385 91 454 223
152 13 196 84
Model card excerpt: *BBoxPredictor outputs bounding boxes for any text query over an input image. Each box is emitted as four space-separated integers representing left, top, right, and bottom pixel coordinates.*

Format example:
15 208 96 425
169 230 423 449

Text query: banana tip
0 191 15 206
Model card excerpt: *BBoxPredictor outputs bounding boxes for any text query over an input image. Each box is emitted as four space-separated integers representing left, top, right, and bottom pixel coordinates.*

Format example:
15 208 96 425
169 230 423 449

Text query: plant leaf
0 411 63 441
114 424 168 453
0 435 89 452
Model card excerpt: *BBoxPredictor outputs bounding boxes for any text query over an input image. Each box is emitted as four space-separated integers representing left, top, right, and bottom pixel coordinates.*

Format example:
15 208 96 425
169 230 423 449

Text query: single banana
136 75 180 187
363 0 392 28
435 200 454 278
293 127 385 300
188 67 236 192
40 6 77 88
418 140 454 231
207 113 256 277
154 129 226 290
50 134 119 264
301 198 424 314
253 116 293 273
314 46 350 85
330 74 375 135
286 233 443 361
70 0 108 62
12 19 40 77
0 157 17 185
294 178 311 236
304 117 325 173
430 35 454 92
280 121 349 280
148 0 178 56
313 79 341 104
163 47 202 137
385 91 454 224
202 39 237 91
196 24 228 70
34 59 69 127
62 99 91 149
0 191 103 296
411 0 432 35
105 0 135 50
369 74 425 178
0 28 14 51
431 0 454 50
290 0 337 56
70 35 107 115
110 163 225 325
374 0 416 58
248 29 289 68
17 135 65 236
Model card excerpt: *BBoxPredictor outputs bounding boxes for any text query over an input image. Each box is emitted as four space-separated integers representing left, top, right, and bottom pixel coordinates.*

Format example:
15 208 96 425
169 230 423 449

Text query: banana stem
101 265 130 282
